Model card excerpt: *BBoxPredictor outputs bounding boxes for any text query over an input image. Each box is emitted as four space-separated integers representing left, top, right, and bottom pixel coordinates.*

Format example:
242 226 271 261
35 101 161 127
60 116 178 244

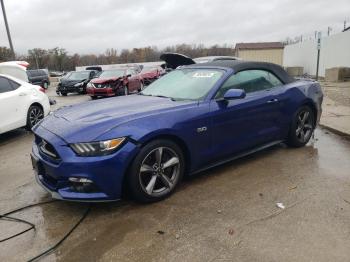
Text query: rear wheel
127 139 185 203
287 106 315 147
61 92 67 96
26 105 44 130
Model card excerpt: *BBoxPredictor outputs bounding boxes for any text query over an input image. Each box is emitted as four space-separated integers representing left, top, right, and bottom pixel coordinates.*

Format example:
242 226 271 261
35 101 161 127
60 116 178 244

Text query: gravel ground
321 81 350 107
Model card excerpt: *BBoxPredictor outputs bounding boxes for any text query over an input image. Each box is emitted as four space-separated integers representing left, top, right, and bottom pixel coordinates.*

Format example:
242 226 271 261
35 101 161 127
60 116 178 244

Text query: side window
215 70 283 98
9 79 20 90
0 77 14 93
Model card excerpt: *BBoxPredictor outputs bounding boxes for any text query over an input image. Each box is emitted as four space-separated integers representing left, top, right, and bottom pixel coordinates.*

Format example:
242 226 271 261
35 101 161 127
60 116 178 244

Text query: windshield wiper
139 93 178 101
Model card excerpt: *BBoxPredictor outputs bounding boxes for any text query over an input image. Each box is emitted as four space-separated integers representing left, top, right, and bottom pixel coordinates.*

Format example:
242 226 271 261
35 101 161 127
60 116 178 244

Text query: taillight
39 87 46 93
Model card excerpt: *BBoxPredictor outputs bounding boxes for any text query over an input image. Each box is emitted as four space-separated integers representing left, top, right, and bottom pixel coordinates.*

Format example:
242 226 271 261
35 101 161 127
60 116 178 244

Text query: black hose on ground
27 205 91 262
0 216 35 243
0 200 57 243
0 199 91 261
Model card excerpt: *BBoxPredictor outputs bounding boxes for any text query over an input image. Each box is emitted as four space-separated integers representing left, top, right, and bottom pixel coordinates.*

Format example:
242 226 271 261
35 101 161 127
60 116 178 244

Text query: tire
61 92 67 96
91 96 97 100
26 105 44 131
287 106 315 148
124 86 129 96
138 82 144 92
127 139 185 203
79 87 87 95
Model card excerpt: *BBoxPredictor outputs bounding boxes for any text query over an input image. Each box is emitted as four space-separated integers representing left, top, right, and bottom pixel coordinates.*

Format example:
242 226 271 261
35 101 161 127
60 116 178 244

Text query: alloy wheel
139 147 180 197
295 110 313 143
29 107 44 127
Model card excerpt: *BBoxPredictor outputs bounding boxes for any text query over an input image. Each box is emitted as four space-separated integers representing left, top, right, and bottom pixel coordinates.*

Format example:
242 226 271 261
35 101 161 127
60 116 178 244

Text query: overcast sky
0 0 349 55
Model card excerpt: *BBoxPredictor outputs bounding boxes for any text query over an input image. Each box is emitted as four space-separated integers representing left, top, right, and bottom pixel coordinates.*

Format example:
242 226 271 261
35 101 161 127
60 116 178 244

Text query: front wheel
287 106 315 147
26 105 44 130
127 139 185 203
138 82 144 92
124 86 129 96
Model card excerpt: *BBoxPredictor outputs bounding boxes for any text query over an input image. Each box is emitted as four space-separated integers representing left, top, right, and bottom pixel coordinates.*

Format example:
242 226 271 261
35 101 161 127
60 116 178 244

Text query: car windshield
66 71 90 80
99 70 125 78
141 68 224 101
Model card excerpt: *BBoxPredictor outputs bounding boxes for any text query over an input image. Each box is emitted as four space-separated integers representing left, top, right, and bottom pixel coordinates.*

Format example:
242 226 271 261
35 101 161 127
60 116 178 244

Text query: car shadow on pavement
0 129 30 146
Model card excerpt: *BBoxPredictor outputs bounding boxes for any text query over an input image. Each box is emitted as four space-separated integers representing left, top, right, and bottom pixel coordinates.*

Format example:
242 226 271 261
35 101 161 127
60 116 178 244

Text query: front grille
39 139 60 160
94 83 108 88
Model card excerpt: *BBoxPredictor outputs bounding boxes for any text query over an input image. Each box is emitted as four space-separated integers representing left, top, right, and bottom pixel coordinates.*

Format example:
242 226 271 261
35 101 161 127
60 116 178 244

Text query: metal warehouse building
235 42 284 65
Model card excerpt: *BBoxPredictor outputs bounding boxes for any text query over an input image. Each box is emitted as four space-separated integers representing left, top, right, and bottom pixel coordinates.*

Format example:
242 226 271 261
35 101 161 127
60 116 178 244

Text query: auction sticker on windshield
192 72 216 78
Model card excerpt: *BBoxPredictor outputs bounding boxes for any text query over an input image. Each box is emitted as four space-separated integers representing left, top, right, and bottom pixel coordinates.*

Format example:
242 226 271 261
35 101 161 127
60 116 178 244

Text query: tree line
0 44 235 71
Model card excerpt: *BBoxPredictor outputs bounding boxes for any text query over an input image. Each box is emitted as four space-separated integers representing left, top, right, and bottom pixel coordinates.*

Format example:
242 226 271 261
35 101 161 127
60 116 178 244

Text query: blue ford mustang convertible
31 61 323 202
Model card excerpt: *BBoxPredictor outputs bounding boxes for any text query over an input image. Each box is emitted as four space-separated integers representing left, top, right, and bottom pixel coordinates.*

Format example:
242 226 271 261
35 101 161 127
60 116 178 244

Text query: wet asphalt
0 88 350 262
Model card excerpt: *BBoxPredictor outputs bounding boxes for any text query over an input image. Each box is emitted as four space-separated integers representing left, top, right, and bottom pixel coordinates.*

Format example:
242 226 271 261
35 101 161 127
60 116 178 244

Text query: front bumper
87 87 118 97
31 125 139 201
56 84 84 94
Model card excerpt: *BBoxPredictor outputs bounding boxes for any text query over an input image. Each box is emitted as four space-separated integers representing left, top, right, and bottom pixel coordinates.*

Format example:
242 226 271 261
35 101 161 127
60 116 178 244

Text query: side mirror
223 89 246 100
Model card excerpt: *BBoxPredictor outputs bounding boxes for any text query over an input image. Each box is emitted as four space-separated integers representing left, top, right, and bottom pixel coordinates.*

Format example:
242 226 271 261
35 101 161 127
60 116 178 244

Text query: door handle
19 92 27 96
267 98 279 104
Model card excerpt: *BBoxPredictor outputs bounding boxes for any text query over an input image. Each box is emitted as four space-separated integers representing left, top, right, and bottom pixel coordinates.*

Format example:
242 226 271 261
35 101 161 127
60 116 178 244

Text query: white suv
0 73 50 134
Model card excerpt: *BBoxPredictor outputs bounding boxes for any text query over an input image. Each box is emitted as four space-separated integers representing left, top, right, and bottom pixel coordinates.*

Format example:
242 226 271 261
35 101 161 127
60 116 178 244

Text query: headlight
70 138 126 156
74 82 84 87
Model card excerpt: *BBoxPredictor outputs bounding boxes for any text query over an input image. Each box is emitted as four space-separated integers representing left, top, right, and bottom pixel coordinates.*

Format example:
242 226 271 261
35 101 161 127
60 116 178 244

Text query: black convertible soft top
188 60 295 84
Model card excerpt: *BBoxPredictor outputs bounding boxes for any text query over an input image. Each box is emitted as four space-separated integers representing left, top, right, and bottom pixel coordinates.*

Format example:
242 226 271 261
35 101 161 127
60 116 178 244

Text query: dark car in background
87 68 144 99
27 69 50 89
56 70 98 96
160 53 240 70
140 66 163 85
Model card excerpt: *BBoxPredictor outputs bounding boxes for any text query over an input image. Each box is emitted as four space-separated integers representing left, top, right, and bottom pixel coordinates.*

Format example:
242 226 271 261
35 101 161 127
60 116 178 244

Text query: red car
140 66 163 85
87 69 144 99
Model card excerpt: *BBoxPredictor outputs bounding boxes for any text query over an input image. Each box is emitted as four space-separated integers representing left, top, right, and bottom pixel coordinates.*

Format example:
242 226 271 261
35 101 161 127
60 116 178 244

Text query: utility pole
0 0 15 59
327 27 332 36
316 32 321 81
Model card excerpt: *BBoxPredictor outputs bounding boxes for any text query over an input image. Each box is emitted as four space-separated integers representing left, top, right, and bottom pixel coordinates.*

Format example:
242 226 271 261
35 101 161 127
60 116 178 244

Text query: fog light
69 177 93 183
69 177 98 193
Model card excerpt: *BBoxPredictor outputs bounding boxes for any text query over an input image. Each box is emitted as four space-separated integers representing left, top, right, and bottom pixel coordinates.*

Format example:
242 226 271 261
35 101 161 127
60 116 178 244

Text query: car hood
160 53 195 69
39 95 194 143
141 71 157 77
91 77 122 84
60 78 87 86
